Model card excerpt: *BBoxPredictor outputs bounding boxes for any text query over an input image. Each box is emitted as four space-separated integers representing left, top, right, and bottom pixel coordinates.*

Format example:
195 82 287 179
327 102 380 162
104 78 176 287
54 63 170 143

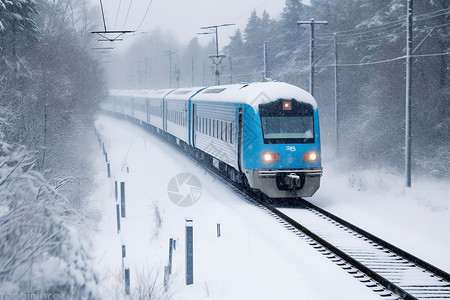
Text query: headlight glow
263 153 280 163
303 152 318 162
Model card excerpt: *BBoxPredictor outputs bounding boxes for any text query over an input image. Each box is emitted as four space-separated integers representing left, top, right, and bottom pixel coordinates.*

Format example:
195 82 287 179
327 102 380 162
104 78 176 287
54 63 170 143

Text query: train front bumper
246 168 323 198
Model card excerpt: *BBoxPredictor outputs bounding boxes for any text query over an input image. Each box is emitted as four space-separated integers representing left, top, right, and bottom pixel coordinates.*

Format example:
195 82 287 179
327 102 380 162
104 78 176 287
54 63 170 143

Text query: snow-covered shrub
0 119 99 298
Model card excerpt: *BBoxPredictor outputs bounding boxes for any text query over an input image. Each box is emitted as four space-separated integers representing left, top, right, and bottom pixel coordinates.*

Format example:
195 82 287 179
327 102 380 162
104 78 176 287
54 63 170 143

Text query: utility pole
163 49 176 88
297 18 328 96
175 64 181 88
191 57 194 87
229 56 233 84
405 0 413 187
199 23 234 85
334 33 339 157
263 41 270 81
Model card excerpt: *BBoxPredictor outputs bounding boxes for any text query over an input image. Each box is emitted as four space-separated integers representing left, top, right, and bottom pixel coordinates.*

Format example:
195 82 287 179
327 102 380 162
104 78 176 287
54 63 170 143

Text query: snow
310 164 450 273
193 82 317 111
91 114 449 299
91 115 376 299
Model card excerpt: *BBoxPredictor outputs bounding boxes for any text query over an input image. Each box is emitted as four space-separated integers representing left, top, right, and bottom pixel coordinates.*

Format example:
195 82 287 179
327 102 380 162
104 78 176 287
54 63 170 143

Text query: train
101 82 322 198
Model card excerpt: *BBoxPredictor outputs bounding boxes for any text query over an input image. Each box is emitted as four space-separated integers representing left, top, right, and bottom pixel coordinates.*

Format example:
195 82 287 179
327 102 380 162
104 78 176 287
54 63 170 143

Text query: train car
148 89 173 131
132 90 153 123
190 82 322 198
111 90 137 116
101 89 118 112
164 87 205 144
104 81 322 198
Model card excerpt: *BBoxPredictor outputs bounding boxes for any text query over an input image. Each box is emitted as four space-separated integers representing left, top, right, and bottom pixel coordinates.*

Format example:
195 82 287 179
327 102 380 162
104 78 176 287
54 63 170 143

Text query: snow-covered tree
0 110 99 298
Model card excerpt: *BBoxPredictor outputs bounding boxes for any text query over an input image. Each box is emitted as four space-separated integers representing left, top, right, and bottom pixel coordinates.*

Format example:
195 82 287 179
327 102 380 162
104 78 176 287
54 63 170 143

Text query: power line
113 0 122 30
315 8 449 39
315 51 450 68
135 0 153 31
316 55 405 68
411 52 450 58
123 0 134 29
231 0 272 22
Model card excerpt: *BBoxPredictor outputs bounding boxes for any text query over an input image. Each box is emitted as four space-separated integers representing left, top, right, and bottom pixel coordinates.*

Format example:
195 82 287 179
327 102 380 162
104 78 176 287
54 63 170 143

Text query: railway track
193 153 450 299
106 113 450 299
259 198 450 300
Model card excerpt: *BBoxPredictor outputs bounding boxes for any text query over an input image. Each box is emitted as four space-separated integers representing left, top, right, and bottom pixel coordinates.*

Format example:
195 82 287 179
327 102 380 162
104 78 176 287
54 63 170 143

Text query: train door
191 103 197 147
237 107 243 172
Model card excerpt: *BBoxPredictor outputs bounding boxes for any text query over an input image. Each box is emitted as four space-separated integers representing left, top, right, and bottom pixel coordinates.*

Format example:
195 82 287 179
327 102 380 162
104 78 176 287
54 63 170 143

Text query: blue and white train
102 82 322 198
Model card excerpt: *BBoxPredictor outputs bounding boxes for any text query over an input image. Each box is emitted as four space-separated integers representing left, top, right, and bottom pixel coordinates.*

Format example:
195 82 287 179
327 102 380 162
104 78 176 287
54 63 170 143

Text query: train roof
164 87 205 101
191 82 317 110
108 82 316 110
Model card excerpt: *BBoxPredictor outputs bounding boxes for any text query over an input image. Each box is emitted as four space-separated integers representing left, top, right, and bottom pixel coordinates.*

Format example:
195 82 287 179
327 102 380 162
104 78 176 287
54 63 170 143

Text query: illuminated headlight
263 153 280 163
303 152 318 162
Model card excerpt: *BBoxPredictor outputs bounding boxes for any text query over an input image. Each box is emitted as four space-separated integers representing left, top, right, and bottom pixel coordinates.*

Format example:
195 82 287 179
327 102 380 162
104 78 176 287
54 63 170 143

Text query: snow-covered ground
90 114 449 299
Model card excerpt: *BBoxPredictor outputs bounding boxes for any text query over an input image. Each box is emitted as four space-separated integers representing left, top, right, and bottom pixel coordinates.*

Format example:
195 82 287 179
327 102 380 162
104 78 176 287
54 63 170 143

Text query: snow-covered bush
0 117 99 298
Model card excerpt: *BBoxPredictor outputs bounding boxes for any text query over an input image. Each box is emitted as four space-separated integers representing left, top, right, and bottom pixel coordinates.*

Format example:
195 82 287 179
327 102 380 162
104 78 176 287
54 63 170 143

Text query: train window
259 100 315 144
210 119 213 136
217 120 220 139
223 122 228 142
230 123 234 144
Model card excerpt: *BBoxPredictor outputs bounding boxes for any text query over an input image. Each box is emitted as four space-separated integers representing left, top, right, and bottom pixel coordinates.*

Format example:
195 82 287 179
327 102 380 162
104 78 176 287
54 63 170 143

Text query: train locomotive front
240 83 322 198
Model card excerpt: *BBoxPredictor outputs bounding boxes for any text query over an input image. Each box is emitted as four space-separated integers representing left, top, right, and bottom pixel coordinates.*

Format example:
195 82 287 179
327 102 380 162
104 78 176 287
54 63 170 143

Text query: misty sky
92 0 287 48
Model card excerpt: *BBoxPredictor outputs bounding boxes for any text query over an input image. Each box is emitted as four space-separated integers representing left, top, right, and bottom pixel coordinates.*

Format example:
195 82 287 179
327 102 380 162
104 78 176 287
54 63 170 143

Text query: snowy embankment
311 161 450 274
90 115 377 299
90 114 449 299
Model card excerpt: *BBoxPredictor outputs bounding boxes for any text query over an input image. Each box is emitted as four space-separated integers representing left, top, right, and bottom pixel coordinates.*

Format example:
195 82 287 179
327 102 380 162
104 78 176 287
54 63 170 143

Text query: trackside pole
116 204 120 233
185 219 194 285
169 238 173 275
115 181 118 201
120 182 126 217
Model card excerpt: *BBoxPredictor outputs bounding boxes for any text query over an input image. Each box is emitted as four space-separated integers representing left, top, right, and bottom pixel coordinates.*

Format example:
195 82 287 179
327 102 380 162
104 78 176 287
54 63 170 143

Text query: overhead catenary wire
315 8 450 40
315 51 450 68
134 0 153 31
122 0 134 29
113 0 122 30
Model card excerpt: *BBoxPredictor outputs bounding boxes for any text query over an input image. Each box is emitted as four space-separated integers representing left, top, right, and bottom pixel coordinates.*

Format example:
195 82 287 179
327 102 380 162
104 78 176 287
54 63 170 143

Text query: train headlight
303 152 318 162
263 153 280 163
282 101 292 110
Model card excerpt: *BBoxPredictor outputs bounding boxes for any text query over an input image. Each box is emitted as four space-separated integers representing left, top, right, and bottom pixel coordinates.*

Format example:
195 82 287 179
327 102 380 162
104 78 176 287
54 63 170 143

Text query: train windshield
259 100 315 144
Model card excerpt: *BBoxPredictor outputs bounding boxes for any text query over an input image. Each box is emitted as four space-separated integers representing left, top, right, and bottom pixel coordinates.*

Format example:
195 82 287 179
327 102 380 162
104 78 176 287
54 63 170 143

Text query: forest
1 0 104 297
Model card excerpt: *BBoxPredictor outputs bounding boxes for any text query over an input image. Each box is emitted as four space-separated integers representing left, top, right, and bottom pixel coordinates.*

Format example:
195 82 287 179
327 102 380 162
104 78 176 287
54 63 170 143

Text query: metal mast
199 23 235 85
163 49 177 88
405 0 413 187
297 19 328 96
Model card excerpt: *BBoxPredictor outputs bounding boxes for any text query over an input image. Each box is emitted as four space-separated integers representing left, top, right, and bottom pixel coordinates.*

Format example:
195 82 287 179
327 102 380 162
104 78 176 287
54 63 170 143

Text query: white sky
92 0 287 47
